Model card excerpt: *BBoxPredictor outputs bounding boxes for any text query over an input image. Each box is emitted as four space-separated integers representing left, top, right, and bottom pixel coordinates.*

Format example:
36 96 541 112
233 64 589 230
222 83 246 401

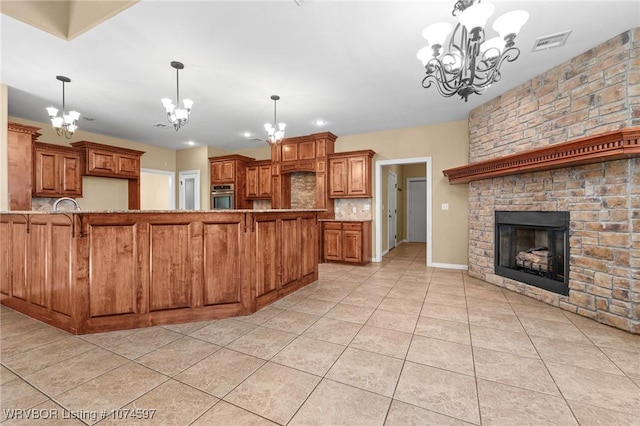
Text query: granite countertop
318 218 373 222
2 209 327 214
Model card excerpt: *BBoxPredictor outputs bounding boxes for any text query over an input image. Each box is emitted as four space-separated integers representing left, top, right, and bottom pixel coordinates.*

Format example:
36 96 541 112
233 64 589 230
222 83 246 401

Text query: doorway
140 169 175 210
407 178 427 242
179 170 200 210
375 157 432 265
387 171 397 251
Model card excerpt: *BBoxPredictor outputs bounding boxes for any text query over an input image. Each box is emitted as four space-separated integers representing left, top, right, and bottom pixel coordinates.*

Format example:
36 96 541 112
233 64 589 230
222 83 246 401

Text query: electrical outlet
441 203 449 211
363 204 371 211
352 207 357 213
335 207 340 213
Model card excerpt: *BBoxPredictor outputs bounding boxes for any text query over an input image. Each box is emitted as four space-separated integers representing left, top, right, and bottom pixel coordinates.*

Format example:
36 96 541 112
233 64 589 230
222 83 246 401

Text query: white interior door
179 170 200 210
407 178 427 242
388 171 397 250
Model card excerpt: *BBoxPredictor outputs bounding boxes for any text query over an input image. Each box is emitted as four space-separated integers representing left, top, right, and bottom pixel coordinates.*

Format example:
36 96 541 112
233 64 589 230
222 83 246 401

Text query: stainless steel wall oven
211 184 234 209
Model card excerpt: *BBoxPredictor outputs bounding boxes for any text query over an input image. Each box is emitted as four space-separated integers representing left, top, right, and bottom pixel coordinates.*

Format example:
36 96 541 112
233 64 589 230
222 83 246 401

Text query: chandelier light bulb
493 10 529 39
422 22 453 50
458 2 494 32
480 36 505 59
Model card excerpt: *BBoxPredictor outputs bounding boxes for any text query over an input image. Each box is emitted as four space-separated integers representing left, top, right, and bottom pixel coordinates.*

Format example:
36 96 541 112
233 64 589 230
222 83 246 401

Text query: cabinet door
116 153 140 178
347 156 368 196
298 141 316 160
343 230 362 263
245 166 259 198
60 153 82 196
211 160 235 183
281 144 298 163
34 150 59 195
328 158 348 198
258 165 272 198
323 228 342 261
210 162 222 183
221 161 235 181
87 149 117 175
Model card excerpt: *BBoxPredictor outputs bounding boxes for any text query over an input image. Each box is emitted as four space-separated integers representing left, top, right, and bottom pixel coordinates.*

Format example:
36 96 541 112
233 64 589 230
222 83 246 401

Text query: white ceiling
2 1 639 151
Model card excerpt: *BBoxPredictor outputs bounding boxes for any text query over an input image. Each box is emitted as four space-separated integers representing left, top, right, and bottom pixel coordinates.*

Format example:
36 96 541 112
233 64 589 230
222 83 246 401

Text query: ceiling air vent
532 30 572 52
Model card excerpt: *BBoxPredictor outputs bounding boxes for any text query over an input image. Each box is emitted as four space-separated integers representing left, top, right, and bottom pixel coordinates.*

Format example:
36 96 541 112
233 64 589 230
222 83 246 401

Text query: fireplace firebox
495 211 569 296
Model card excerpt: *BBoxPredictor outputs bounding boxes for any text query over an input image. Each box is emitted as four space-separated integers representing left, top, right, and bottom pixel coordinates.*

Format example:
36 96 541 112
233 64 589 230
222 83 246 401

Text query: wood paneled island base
0 210 319 334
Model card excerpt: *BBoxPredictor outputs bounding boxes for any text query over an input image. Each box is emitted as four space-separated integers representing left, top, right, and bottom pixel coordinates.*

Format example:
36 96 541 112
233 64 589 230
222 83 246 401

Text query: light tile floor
2 242 640 425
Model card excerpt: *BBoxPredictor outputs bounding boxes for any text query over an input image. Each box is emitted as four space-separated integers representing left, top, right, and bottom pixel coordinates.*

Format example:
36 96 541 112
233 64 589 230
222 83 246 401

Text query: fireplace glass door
495 211 569 295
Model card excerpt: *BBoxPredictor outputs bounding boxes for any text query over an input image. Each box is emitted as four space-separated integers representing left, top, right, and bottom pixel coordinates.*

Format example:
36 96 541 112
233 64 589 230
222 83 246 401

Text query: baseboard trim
430 262 469 270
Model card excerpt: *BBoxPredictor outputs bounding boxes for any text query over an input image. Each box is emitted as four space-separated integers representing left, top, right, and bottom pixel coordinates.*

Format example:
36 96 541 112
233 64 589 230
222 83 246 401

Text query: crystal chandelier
264 95 286 145
46 75 81 138
161 61 193 131
417 0 529 102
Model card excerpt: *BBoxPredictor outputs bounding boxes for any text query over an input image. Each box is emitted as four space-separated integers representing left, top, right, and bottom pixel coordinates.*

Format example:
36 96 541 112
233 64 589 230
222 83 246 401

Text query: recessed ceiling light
186 141 196 146
242 132 252 138
313 119 327 126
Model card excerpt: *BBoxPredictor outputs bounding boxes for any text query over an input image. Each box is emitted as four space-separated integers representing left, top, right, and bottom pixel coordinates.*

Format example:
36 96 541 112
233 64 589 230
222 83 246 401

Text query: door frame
406 177 427 243
374 157 432 266
387 170 397 251
141 168 176 210
178 169 201 210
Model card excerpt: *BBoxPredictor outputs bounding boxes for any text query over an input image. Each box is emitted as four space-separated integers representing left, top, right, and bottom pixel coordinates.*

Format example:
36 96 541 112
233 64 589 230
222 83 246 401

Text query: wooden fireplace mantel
443 127 640 184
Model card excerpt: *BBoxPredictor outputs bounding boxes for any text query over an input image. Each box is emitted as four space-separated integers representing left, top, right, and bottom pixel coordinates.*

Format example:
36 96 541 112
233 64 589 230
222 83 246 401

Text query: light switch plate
441 203 449 210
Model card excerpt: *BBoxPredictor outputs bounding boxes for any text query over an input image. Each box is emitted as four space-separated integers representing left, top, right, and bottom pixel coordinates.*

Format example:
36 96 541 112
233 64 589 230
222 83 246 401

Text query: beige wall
0 85 8 210
234 145 271 161
7 116 176 211
336 120 469 266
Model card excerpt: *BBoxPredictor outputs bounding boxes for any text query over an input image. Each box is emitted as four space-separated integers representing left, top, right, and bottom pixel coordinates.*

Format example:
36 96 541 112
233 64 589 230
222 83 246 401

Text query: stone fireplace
452 28 640 334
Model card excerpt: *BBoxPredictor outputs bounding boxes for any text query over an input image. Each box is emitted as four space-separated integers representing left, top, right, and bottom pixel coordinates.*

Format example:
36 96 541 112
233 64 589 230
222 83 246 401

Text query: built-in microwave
211 184 234 209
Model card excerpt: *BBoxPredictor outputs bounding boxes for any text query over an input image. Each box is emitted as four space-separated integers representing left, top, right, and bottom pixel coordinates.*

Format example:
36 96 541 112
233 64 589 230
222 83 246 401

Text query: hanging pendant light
264 95 286 145
416 0 529 102
46 75 80 139
161 61 193 131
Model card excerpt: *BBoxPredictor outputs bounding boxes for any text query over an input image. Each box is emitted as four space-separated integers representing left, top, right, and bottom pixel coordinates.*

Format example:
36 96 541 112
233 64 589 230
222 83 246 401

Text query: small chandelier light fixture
161 61 193 131
46 75 80 138
264 95 286 145
417 0 529 102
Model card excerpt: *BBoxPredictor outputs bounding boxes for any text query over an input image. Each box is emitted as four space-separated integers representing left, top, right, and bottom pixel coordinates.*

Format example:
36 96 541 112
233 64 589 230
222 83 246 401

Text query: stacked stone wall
467 28 640 333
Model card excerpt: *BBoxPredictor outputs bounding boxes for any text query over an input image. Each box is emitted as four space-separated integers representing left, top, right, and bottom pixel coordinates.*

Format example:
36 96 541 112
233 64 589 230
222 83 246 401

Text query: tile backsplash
334 198 372 220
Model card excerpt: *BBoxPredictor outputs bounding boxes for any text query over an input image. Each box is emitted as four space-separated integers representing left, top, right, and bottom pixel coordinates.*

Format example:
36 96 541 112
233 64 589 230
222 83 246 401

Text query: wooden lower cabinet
0 211 319 334
322 221 371 265
253 211 317 309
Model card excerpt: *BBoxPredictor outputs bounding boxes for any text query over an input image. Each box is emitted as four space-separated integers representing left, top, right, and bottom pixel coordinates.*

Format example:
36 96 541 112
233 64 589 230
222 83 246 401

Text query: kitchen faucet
53 197 81 212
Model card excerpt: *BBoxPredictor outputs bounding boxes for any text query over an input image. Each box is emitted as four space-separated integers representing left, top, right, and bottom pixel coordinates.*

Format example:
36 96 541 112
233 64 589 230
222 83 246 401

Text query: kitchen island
0 210 320 334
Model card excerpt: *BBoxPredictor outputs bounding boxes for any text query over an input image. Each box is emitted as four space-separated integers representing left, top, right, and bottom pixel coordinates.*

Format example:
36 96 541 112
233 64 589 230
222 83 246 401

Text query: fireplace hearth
495 211 569 296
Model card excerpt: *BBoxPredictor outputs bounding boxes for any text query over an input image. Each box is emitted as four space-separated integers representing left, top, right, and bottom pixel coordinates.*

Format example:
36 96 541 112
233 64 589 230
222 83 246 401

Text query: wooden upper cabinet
8 122 40 210
278 136 327 173
328 150 375 198
246 161 272 199
210 160 236 183
71 141 144 179
33 142 82 197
